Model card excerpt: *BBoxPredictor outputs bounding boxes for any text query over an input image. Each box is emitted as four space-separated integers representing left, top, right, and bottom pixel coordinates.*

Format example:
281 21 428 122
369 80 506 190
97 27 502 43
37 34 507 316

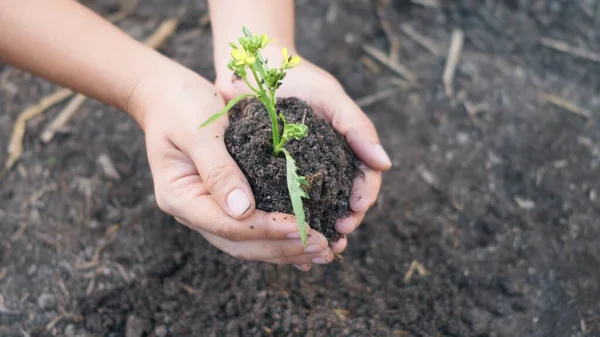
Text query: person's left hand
215 44 392 265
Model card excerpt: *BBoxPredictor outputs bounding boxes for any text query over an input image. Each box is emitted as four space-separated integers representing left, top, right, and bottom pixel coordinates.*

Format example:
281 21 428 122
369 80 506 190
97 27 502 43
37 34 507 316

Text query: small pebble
126 315 148 337
64 324 76 337
457 132 470 144
155 326 168 337
37 293 57 310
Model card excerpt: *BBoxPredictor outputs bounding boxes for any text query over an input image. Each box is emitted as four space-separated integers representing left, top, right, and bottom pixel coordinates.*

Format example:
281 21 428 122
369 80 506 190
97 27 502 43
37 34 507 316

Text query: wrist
125 62 205 131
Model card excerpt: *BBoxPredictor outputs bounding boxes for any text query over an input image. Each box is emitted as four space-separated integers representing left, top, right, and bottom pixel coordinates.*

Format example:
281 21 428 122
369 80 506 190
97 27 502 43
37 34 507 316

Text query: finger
335 212 365 235
350 163 382 213
183 121 256 219
198 228 330 263
331 235 347 254
227 229 329 261
173 194 310 241
267 247 335 265
335 214 358 235
318 91 392 171
217 74 256 101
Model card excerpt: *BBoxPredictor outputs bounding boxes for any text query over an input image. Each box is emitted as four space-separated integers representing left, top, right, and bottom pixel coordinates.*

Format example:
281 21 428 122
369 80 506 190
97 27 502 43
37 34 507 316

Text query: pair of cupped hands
129 44 391 272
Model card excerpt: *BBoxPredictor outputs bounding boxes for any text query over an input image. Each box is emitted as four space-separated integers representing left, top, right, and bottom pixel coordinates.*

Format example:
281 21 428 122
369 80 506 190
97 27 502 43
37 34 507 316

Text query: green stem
250 67 280 151
241 74 259 93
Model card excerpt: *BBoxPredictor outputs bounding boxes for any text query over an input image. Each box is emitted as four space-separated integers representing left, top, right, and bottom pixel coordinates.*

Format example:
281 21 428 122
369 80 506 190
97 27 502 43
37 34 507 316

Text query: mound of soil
224 97 359 242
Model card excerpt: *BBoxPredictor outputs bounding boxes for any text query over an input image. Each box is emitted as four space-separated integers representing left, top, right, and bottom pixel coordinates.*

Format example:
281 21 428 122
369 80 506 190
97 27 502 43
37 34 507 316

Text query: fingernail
286 232 301 239
304 245 323 253
294 264 310 271
373 144 392 167
226 188 251 216
311 257 329 264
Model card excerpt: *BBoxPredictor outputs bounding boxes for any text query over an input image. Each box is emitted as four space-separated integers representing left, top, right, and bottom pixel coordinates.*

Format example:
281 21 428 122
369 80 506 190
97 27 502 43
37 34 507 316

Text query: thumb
185 120 256 219
215 75 255 101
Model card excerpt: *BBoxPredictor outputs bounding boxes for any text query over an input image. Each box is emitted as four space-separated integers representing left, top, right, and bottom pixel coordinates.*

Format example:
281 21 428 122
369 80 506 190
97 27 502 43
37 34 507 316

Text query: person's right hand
127 67 334 271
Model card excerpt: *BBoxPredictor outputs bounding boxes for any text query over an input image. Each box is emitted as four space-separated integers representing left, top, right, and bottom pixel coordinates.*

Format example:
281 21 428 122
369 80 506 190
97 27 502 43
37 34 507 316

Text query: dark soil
225 97 358 242
1 1 600 336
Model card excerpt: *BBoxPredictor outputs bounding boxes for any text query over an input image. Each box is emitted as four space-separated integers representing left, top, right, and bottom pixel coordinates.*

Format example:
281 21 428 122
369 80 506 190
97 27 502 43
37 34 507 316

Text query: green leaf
198 94 254 129
283 123 308 141
242 26 253 37
281 149 310 246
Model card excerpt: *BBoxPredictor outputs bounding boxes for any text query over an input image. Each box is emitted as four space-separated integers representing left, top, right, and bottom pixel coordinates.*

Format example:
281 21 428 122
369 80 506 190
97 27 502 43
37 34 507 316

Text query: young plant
199 28 310 246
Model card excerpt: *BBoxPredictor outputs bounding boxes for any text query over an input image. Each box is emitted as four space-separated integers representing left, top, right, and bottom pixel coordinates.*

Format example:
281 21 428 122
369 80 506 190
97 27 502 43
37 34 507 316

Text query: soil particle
125 315 150 337
36 293 57 311
64 324 76 337
154 325 168 337
225 97 359 242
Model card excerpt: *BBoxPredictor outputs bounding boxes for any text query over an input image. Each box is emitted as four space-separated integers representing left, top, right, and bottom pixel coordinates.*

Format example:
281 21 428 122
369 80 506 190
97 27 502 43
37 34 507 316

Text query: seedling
200 28 310 246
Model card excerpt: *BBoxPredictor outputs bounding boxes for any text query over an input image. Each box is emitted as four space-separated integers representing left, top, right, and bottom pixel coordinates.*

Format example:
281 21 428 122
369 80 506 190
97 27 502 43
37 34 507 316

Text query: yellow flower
281 48 300 68
282 47 289 61
287 55 301 68
231 48 256 65
232 48 246 60
260 34 269 48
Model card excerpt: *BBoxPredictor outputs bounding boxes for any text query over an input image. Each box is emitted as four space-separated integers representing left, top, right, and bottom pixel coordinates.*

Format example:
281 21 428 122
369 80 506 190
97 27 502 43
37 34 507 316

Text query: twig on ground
180 283 199 295
325 0 339 24
40 94 87 143
376 0 401 63
114 262 131 283
360 56 381 74
57 277 70 301
540 37 600 64
417 165 463 211
411 0 441 7
400 24 441 56
32 231 61 252
20 183 57 211
85 277 96 296
332 308 350 321
443 29 465 99
536 92 591 119
97 153 121 180
199 12 211 27
356 86 406 108
76 224 120 270
463 100 481 126
363 44 416 83
105 0 139 22
11 222 28 242
0 68 18 96
46 313 84 330
4 89 74 173
403 260 430 283
143 18 179 48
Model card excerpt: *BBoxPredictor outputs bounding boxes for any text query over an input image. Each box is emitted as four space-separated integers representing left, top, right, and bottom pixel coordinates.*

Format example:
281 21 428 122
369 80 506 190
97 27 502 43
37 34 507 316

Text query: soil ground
1 1 599 336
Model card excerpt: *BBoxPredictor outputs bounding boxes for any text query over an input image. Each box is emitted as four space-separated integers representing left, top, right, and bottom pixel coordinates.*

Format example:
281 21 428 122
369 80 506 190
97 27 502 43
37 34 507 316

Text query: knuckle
214 223 243 242
276 246 290 259
155 192 174 214
205 164 236 193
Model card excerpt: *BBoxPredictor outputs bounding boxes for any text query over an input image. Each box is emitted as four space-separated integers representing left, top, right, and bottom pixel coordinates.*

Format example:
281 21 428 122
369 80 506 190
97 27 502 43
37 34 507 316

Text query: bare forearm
208 0 295 75
0 0 180 113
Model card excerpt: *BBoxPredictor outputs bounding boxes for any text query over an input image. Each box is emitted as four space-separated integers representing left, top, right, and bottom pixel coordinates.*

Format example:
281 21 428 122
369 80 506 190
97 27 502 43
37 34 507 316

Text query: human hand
215 44 392 256
128 68 334 271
